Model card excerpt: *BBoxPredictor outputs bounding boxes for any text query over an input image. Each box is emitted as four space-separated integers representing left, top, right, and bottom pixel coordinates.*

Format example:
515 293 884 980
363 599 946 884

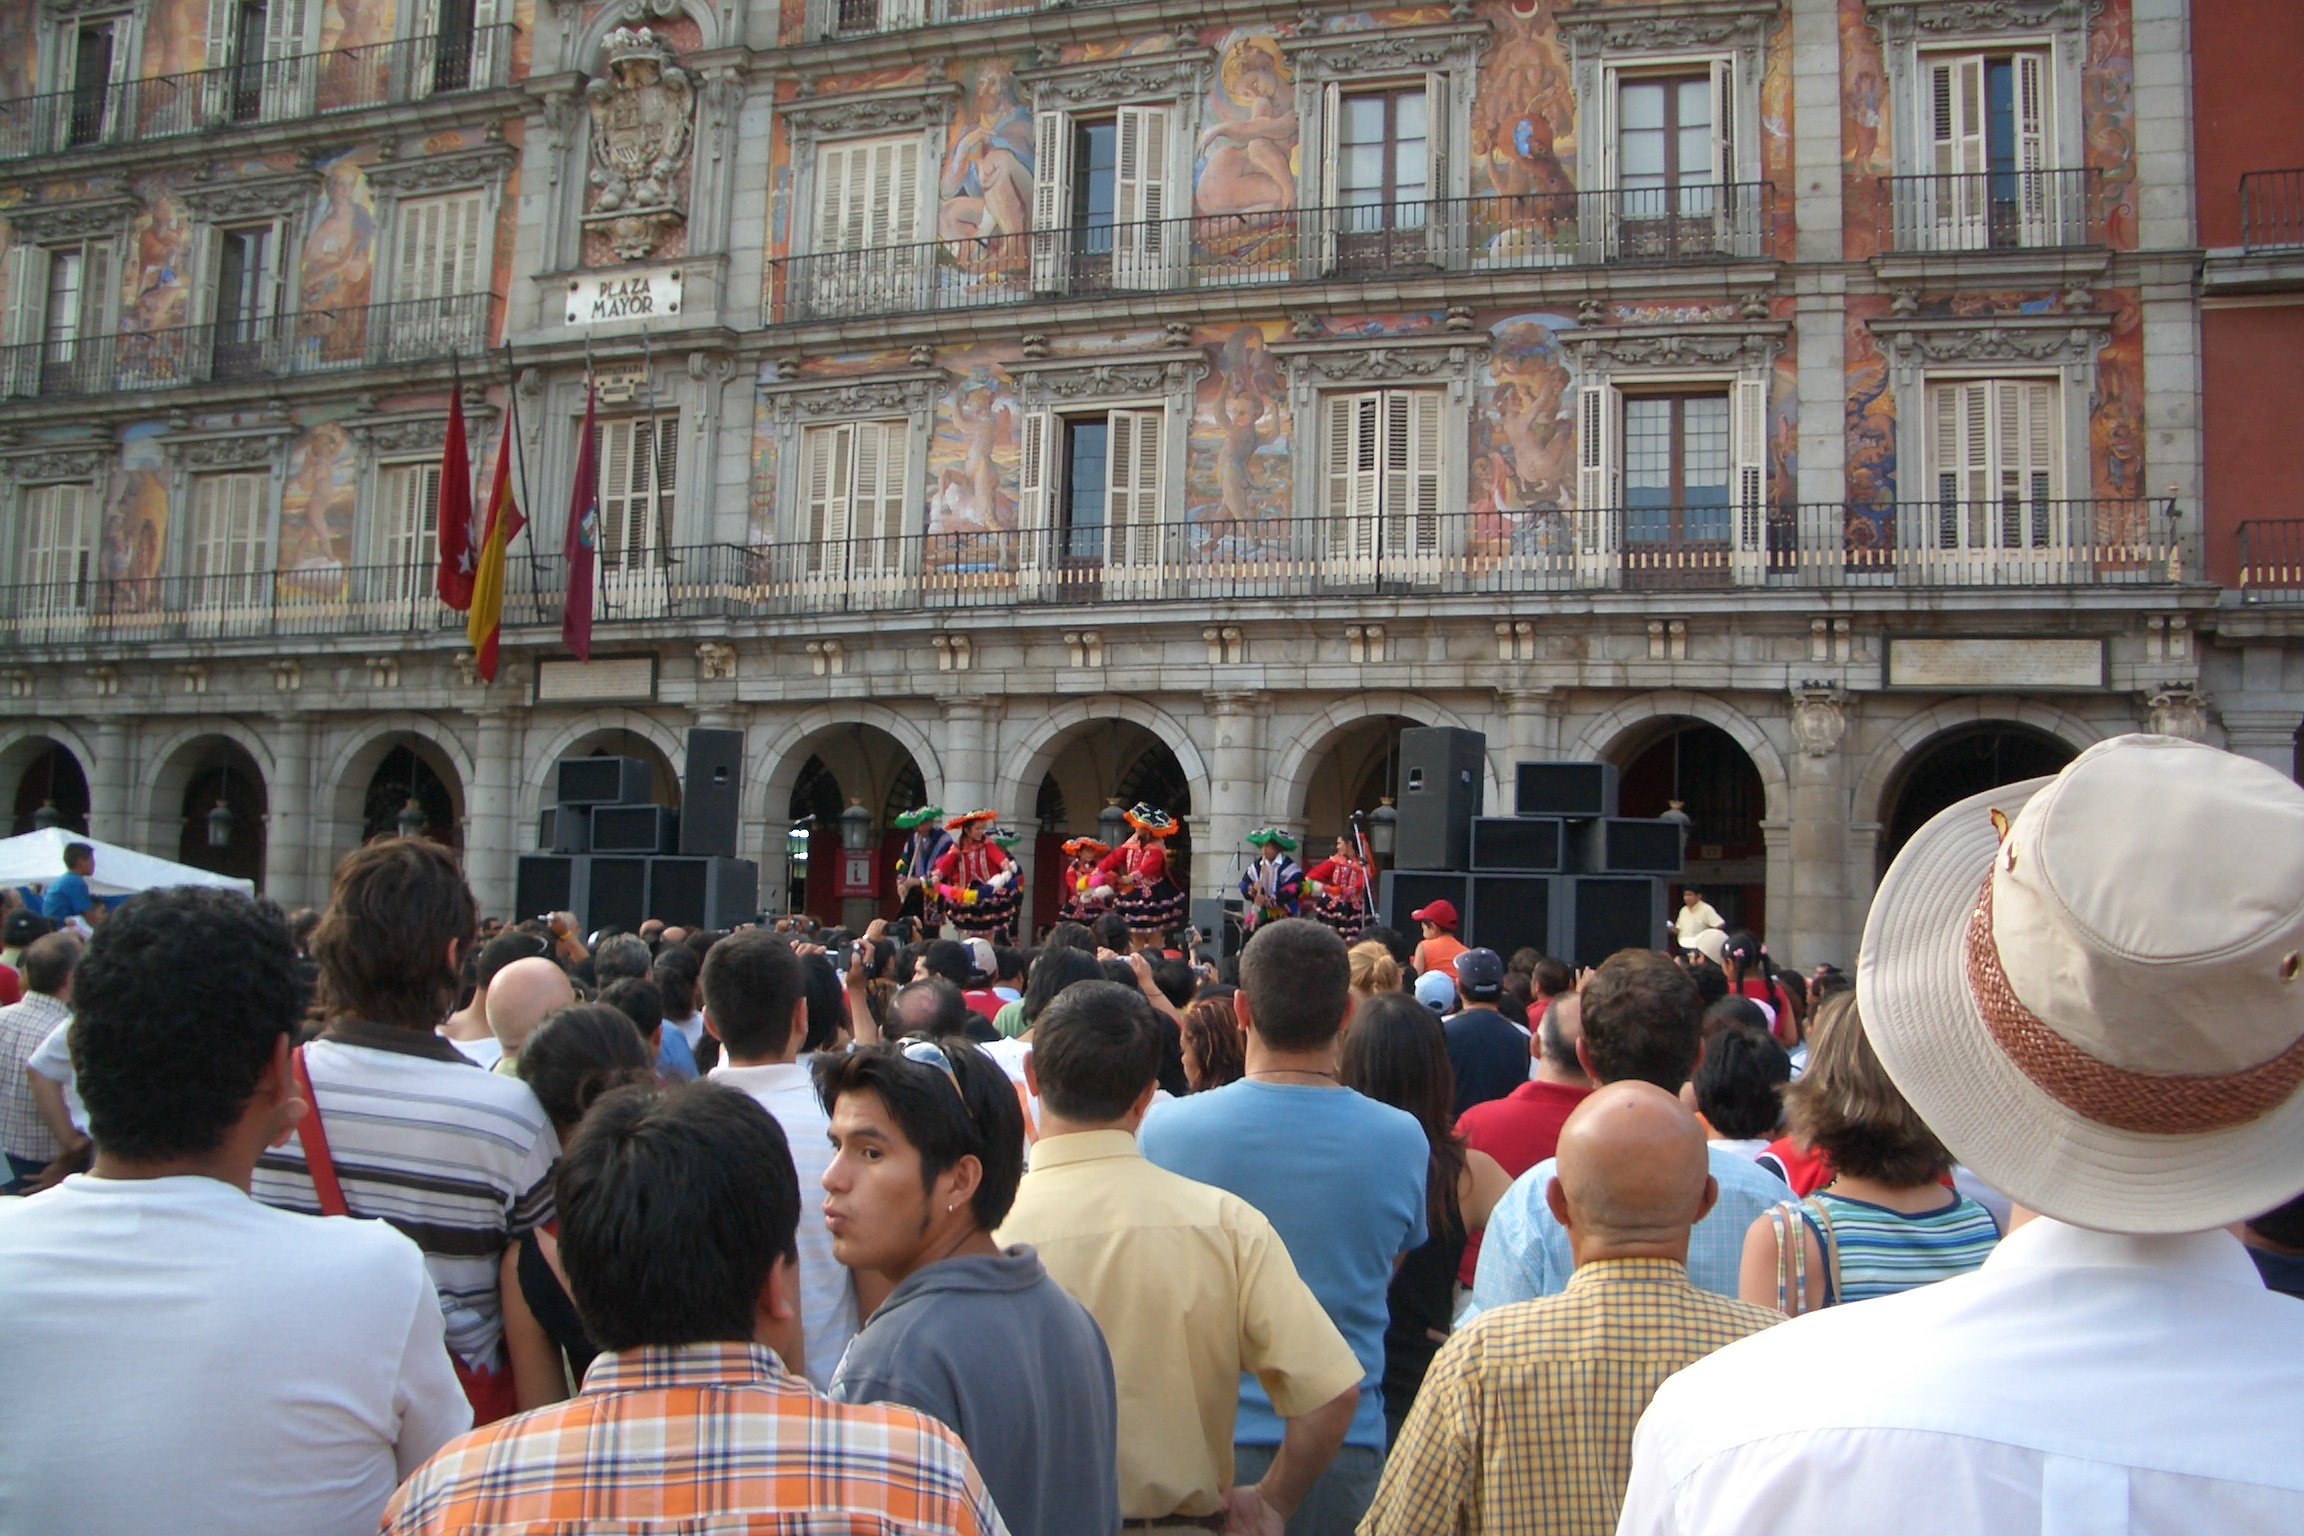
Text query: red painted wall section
2193 0 2304 248
2202 302 2304 583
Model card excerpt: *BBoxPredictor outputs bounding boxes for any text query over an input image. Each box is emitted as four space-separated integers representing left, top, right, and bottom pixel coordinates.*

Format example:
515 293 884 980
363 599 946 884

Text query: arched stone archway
322 721 474 867
1572 692 1791 826
1852 698 2107 850
1004 708 1203 937
1265 693 1477 828
149 734 269 888
751 703 945 847
3 733 90 836
1876 720 2081 876
997 698 1212 833
767 721 934 925
141 720 277 867
524 717 686 830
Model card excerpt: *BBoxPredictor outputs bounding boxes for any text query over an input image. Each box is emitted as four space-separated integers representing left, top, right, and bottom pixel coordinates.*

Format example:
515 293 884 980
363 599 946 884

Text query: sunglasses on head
899 1036 978 1127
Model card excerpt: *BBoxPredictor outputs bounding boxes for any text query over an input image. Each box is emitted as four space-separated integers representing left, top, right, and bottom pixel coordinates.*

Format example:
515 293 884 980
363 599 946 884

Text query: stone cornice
1866 0 2095 44
1016 44 1214 111
6 192 141 243
1566 320 1788 372
1280 17 1490 76
779 80 960 140
761 367 946 421
1558 0 1781 54
1271 330 1488 384
0 443 111 483
1007 348 1207 403
1867 311 2111 366
364 142 520 196
177 169 323 225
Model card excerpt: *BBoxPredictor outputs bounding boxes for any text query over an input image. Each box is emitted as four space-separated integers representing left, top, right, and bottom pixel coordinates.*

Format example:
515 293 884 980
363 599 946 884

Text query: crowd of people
2 734 2301 1534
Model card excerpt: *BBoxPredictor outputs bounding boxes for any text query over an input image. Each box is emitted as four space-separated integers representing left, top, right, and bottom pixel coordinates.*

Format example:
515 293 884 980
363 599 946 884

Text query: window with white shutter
1920 50 2057 249
376 460 443 612
811 137 924 315
1929 378 2060 553
1321 389 1441 575
801 420 910 583
63 18 131 148
390 190 486 358
4 239 117 394
19 483 96 622
205 0 312 124
1029 107 1177 293
189 471 270 616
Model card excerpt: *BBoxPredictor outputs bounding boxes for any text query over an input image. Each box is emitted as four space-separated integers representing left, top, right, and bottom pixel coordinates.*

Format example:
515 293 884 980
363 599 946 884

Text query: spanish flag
465 422 524 682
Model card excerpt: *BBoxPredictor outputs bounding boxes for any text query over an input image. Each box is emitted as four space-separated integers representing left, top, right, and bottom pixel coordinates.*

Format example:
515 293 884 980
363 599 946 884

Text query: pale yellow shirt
995 1128 1363 1521
1673 900 1724 945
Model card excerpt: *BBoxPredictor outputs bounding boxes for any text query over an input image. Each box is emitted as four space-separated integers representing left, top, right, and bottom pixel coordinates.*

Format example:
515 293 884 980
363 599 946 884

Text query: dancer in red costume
1055 837 1112 926
931 809 1020 943
1303 833 1373 943
1092 804 1186 947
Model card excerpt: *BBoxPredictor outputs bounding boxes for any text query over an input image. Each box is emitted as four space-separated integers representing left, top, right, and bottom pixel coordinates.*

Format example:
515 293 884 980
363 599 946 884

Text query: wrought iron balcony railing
1883 167 2100 253
2241 170 2304 253
0 27 514 161
2238 519 2304 600
803 0 1047 38
0 498 2187 652
0 292 494 400
772 186 1775 322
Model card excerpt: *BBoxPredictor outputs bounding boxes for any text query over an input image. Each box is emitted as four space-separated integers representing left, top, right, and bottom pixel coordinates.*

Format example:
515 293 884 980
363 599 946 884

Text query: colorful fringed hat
1245 827 1298 852
892 805 945 832
945 808 998 832
1061 837 1111 858
1124 803 1177 838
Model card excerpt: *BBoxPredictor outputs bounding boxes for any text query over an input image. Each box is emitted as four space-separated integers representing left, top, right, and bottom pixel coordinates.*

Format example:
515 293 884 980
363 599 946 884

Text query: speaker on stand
1394 727 1487 872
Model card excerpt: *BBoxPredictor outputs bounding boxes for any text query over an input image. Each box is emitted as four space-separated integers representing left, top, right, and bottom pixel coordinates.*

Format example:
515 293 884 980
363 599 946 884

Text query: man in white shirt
703 927 858 1386
1670 887 1723 955
0 885 469 1536
1621 736 2304 1535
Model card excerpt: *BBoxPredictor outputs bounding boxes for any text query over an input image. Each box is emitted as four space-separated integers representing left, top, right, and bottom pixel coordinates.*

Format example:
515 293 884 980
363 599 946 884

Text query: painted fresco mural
2085 3 2139 251
280 420 357 592
938 60 1032 274
927 364 1022 537
1474 311 1575 552
101 424 172 611
1189 322 1290 554
1469 0 1576 204
1840 0 1891 262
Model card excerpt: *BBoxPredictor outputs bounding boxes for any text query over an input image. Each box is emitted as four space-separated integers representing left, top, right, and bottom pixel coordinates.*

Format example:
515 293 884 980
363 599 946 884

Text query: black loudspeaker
1189 897 1245 962
591 805 680 855
586 856 651 935
1471 816 1565 872
1572 818 1686 876
647 856 760 930
1565 876 1666 969
680 728 743 858
538 806 591 854
1381 870 1470 936
515 855 582 919
1515 761 1620 819
557 756 654 806
1396 727 1487 871
1469 873 1552 960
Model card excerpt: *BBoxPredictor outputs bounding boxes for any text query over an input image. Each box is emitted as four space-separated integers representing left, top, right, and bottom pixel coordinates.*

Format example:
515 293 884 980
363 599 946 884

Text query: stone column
2220 710 2298 779
262 712 313 907
1202 691 1266 903
87 715 134 849
1494 687 1564 800
467 708 518 920
938 696 993 815
1783 686 1852 967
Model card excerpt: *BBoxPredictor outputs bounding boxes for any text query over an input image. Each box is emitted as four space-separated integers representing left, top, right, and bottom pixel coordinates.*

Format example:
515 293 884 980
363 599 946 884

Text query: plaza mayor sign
566 267 684 325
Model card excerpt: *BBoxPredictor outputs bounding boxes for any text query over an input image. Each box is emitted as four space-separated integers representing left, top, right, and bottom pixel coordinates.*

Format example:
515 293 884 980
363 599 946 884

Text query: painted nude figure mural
1197 36 1296 220
940 62 1033 272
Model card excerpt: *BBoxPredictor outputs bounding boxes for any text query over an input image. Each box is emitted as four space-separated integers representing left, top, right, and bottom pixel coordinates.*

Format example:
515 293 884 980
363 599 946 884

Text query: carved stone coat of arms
585 27 694 261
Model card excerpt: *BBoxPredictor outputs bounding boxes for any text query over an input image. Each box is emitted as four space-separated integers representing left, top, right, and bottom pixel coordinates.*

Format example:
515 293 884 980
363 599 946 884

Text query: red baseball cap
1410 899 1459 929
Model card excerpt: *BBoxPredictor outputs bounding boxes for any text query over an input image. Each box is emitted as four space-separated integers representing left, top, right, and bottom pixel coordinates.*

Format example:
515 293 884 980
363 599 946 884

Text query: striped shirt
1360 1258 1780 1536
0 991 71 1162
1799 1190 2001 1304
383 1342 1009 1536
252 1021 558 1368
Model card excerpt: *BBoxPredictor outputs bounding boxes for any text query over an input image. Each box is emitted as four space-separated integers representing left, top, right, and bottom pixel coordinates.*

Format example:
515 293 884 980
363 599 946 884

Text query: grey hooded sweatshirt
830 1244 1118 1536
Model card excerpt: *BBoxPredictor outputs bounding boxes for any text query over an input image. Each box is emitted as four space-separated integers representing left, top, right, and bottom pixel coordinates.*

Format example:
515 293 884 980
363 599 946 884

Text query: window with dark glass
1622 392 1731 547
1335 87 1429 235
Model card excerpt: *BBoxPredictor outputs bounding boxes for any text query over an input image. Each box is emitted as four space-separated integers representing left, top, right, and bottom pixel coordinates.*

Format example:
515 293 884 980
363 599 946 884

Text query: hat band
1965 872 2304 1135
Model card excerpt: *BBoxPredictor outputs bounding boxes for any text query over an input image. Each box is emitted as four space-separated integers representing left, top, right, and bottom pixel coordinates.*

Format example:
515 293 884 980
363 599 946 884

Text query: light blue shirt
655 1025 698 1082
1141 1079 1428 1452
1470 1142 1788 1314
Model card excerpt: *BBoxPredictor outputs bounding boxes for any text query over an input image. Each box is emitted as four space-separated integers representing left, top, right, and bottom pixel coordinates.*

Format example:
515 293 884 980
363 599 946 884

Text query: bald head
486 957 575 1062
1546 1081 1717 1264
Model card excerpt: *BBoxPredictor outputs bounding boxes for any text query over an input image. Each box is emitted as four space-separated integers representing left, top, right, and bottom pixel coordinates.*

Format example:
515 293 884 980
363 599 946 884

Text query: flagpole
506 341 543 625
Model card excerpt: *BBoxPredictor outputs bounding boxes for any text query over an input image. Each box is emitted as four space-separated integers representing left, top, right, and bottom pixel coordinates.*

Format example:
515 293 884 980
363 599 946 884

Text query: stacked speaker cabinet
515 856 584 921
1515 761 1619 819
538 806 591 854
1469 874 1552 960
647 857 759 930
1470 816 1565 872
679 729 743 858
1569 818 1686 878
586 857 651 936
590 805 681 855
1565 877 1667 969
557 756 654 807
1395 727 1487 872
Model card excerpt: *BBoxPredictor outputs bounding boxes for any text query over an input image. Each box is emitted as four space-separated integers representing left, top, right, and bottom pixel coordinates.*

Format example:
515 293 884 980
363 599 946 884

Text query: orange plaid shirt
383 1341 1008 1535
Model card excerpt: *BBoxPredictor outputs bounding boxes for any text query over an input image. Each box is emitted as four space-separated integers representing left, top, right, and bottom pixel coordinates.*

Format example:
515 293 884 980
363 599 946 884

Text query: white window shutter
1317 85 1342 272
1929 56 1987 248
1731 376 1767 582
3 245 47 394
1018 407 1052 576
1575 381 1619 583
1594 71 1620 260
204 0 237 69
816 142 854 253
185 225 225 345
1931 380 1989 547
1031 110 1072 292
1710 57 1737 249
1408 389 1442 559
804 423 850 572
262 0 311 121
83 239 114 338
451 193 484 297
881 137 921 246
468 0 505 88
1114 106 1173 289
2015 53 2054 244
1107 407 1164 568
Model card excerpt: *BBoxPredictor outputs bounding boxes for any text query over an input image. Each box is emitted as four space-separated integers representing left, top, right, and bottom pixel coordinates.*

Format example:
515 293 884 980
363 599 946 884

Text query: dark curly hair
520 1004 656 1135
71 887 302 1161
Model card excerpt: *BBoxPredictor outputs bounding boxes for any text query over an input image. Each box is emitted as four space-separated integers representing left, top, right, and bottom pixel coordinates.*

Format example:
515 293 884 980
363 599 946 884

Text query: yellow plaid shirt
1360 1257 1779 1536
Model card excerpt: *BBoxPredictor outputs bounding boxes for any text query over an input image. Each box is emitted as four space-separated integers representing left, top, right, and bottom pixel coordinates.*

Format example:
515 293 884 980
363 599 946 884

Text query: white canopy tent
0 827 257 900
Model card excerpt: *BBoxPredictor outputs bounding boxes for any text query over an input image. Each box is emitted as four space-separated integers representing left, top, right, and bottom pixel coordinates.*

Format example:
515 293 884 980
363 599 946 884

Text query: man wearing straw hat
1240 828 1304 933
1618 735 2304 1533
892 806 950 932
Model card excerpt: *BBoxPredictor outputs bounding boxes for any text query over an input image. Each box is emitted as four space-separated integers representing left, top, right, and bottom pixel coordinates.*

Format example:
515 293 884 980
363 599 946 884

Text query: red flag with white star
435 385 476 612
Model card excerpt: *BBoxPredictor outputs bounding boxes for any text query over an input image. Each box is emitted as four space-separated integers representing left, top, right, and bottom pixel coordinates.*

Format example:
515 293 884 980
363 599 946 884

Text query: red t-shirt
961 988 1005 1025
0 962 20 1008
1454 1078 1593 1285
1758 1134 1833 1195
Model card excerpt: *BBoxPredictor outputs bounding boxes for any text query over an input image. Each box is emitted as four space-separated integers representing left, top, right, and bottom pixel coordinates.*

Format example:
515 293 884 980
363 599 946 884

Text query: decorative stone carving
780 82 958 138
1569 324 1785 372
1062 631 1104 668
2 669 31 699
1789 684 1847 758
0 446 110 482
366 145 517 197
348 415 481 457
1020 334 1051 361
366 656 401 689
696 641 737 680
585 28 695 261
1275 337 1486 385
453 651 482 686
805 638 846 676
1346 623 1388 664
273 659 303 691
1202 626 1246 665
1018 46 1214 112
2144 684 2209 743
178 170 322 224
1871 314 2110 366
176 663 210 695
765 370 943 423
1282 18 1489 77
1011 351 1207 406
931 633 973 672
88 665 119 696
176 433 284 469
8 193 140 244
1868 0 2090 44
1559 0 1782 53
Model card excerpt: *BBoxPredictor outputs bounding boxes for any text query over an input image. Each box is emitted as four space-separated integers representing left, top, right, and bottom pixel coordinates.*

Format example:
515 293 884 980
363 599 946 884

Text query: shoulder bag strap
1771 1199 1808 1318
1802 1195 1843 1307
291 1045 353 1220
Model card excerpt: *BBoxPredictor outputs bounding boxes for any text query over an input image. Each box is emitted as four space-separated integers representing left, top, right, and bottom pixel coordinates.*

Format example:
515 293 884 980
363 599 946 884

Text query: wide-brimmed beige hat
1858 734 2304 1235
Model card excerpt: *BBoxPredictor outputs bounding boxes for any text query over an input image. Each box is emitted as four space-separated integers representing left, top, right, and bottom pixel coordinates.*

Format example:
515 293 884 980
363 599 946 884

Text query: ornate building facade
0 0 2259 966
